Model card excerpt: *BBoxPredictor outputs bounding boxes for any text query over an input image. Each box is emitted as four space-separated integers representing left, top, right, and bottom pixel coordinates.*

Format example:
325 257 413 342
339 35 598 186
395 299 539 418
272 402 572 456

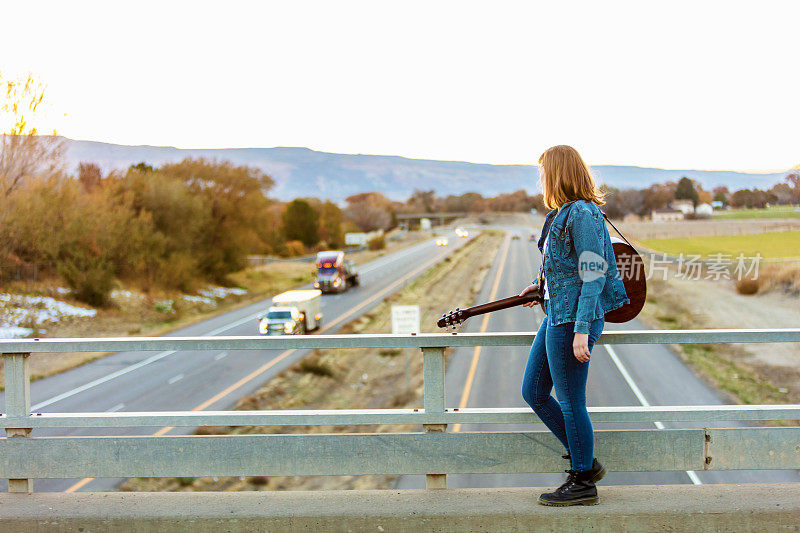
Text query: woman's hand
519 284 539 307
573 333 591 362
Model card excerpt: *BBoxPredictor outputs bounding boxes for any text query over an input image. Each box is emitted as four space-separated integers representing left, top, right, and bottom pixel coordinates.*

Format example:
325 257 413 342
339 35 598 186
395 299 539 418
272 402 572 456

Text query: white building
695 203 713 217
651 208 684 222
670 199 695 215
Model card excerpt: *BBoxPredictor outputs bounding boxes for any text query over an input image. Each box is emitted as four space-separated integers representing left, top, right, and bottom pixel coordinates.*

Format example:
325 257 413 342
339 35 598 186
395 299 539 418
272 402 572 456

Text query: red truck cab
314 251 359 293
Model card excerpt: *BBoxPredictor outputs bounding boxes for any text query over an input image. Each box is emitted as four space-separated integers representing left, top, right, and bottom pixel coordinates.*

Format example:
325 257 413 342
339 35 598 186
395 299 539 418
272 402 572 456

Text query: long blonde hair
538 145 605 210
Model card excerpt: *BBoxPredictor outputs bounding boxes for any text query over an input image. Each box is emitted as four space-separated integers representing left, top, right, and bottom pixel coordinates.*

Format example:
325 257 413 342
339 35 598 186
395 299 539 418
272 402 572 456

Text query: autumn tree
406 189 438 213
283 199 319 248
317 200 345 248
158 158 275 280
0 72 65 197
78 162 103 192
785 167 800 204
712 185 730 205
674 176 700 207
642 181 677 214
345 192 393 231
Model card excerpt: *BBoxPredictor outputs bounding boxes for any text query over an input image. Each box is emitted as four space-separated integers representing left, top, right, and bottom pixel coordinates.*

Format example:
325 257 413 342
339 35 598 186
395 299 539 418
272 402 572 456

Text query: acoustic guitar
438 225 647 328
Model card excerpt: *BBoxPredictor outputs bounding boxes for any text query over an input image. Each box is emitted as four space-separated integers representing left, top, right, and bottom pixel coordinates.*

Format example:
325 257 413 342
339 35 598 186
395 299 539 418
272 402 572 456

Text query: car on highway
455 227 469 238
436 237 449 246
259 289 322 335
512 234 521 240
529 233 537 242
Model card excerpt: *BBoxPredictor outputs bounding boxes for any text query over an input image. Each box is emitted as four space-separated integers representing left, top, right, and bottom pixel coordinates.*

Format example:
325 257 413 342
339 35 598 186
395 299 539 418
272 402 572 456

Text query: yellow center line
65 240 455 493
453 233 512 433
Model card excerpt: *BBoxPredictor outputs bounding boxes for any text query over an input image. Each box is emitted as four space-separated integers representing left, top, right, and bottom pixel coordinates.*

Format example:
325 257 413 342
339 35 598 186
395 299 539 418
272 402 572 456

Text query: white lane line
357 237 438 275
28 236 444 411
167 374 184 385
605 344 702 485
105 403 124 413
31 350 176 411
214 352 228 361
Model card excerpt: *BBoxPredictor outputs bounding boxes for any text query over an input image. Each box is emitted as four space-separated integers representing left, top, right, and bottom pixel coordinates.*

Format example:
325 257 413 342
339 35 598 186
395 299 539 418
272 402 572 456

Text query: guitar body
539 237 646 323
604 238 647 322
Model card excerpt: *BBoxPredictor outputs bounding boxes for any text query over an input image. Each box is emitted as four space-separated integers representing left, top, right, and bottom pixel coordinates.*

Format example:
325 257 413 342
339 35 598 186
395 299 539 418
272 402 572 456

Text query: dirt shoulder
122 230 505 493
637 258 800 408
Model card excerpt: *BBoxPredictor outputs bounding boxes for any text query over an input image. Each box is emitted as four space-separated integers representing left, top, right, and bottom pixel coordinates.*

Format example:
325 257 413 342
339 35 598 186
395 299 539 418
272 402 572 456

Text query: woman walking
518 145 630 506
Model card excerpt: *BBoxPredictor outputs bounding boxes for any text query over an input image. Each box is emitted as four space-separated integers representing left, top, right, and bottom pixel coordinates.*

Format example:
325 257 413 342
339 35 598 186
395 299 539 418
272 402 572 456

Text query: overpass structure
396 212 468 226
1 329 799 531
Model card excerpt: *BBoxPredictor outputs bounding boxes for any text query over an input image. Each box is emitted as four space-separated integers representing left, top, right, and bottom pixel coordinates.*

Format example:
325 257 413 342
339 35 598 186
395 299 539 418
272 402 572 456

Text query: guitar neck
467 292 541 317
440 292 540 327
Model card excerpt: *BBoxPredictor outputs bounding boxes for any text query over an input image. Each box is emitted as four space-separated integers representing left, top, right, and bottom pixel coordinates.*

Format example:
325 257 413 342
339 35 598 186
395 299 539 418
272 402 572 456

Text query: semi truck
314 251 359 293
258 289 322 335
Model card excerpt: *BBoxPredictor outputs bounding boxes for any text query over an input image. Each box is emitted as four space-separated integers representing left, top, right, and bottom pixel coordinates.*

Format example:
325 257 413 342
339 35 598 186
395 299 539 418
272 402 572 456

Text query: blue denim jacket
536 199 630 334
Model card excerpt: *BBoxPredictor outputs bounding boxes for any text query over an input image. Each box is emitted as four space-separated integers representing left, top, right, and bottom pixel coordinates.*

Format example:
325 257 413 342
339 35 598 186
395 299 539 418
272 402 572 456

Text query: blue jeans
521 298 604 471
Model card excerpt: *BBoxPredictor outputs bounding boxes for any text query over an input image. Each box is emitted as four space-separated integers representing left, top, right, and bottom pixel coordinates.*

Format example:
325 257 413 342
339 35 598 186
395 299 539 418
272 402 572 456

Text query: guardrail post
422 346 447 489
4 352 33 493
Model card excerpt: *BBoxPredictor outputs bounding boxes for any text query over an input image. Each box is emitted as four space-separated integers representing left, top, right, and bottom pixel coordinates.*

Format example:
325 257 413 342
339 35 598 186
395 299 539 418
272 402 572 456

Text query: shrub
735 279 759 295
58 255 116 307
756 264 800 294
159 252 200 293
367 234 386 250
285 240 306 257
298 359 335 378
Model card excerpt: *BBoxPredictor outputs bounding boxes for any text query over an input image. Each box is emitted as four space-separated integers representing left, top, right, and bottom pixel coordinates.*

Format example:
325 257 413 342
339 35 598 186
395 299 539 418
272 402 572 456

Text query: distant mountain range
62 138 789 202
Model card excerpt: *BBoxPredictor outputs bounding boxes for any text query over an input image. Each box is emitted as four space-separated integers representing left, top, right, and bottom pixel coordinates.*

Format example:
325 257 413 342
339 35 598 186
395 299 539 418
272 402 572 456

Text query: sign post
391 305 420 394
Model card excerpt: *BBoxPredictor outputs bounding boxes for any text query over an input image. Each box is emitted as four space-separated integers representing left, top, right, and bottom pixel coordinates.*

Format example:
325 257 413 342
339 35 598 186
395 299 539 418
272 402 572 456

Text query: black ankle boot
538 468 599 506
560 456 607 484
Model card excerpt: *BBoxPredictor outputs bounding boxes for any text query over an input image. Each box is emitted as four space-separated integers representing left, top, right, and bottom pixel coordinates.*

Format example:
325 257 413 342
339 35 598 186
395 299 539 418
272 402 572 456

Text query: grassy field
639 230 800 258
712 206 800 219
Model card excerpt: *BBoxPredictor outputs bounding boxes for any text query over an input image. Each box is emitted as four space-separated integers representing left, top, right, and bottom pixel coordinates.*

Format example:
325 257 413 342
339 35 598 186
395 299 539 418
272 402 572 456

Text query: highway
3 218 796 493
0 232 472 493
397 219 799 489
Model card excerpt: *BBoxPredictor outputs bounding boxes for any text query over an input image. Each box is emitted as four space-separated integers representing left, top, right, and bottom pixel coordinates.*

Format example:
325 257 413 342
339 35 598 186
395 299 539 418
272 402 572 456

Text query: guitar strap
600 211 639 254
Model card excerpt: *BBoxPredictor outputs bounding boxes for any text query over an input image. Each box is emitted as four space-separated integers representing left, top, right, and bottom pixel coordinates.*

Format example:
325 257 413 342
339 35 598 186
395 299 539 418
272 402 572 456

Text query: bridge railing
2 329 800 493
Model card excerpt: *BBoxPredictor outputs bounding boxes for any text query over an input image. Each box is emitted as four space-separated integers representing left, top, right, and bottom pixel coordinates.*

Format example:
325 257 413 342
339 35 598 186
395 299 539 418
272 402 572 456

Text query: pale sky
2 0 798 171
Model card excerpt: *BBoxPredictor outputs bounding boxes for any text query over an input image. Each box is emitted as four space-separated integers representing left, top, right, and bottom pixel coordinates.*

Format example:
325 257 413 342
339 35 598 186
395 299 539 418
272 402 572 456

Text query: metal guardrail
2 330 800 493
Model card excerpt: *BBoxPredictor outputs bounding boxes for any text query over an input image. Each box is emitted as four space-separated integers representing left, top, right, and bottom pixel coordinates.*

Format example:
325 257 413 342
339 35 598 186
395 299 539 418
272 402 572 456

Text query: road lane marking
64 477 93 492
31 350 177 411
453 233 511 433
105 403 124 413
64 241 460 493
36 236 446 414
167 374 184 385
214 352 228 360
605 344 702 485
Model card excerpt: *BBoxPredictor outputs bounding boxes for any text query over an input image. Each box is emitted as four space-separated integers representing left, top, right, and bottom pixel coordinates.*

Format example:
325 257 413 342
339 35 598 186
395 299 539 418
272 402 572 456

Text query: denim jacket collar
537 199 581 254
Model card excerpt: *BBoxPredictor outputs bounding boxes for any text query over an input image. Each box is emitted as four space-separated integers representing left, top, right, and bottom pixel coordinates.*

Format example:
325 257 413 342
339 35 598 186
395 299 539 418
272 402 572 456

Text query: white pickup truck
258 289 323 335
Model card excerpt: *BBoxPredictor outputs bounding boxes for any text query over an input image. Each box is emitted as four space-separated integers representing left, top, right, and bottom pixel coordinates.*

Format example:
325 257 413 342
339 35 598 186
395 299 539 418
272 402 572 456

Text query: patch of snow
111 290 135 299
0 326 34 339
182 295 217 306
55 287 71 295
199 287 247 299
0 294 97 332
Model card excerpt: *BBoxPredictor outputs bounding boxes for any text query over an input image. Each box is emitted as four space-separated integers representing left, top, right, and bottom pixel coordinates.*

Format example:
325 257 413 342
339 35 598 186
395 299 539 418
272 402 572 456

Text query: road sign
391 305 420 335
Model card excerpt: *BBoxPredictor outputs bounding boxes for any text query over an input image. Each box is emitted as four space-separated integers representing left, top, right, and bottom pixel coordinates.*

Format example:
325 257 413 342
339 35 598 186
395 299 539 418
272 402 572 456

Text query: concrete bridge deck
1 483 798 532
